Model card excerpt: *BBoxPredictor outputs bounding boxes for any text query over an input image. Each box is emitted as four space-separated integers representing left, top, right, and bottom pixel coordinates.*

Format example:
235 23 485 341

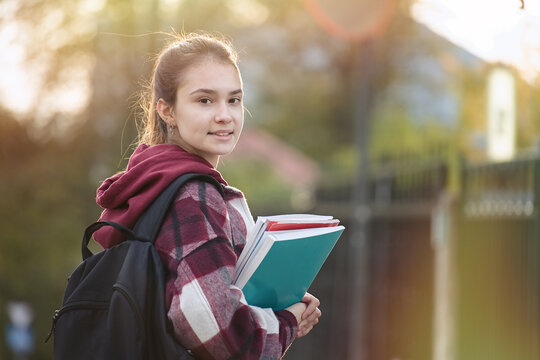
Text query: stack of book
233 214 345 310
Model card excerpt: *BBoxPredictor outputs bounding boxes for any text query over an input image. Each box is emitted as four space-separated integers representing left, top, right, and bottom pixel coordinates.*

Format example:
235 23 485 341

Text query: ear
156 98 175 125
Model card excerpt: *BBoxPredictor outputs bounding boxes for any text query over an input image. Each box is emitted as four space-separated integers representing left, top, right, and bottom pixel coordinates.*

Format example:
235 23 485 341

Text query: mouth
209 130 234 137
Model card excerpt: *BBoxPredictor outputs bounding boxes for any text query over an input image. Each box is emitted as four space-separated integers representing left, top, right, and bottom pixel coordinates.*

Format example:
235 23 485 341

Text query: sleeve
154 180 298 360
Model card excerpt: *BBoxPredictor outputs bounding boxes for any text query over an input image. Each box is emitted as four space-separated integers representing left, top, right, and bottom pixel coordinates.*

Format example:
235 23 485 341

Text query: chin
215 144 237 155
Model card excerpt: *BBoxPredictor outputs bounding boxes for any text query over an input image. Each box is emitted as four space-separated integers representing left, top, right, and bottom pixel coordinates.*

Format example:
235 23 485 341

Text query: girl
93 32 321 359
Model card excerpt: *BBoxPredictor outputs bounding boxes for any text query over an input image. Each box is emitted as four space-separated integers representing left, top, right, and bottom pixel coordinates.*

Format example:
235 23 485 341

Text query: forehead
179 58 242 92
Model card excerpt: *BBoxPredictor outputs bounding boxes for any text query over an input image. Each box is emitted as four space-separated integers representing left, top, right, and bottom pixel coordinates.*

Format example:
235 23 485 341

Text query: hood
94 144 227 248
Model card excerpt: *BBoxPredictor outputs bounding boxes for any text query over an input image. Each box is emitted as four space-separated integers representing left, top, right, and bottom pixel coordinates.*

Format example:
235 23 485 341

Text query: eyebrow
189 88 243 96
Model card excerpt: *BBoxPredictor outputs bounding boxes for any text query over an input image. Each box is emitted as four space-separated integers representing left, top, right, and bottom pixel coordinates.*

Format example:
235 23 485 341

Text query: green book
234 224 345 310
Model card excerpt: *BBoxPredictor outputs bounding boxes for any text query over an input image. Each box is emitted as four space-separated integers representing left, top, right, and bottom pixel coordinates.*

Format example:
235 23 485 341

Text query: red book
266 219 340 231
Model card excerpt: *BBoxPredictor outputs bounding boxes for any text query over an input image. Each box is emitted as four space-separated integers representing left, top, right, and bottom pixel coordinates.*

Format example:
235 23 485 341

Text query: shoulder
176 179 226 208
157 180 231 256
171 179 250 233
177 179 245 206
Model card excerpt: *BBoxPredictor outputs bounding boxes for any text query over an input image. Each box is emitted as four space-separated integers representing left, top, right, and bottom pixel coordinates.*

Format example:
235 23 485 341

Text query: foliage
0 112 100 359
515 73 540 152
371 106 453 159
220 158 294 215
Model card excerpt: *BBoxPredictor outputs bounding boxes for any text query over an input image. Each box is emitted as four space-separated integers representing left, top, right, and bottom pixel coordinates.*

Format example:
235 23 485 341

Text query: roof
227 127 320 189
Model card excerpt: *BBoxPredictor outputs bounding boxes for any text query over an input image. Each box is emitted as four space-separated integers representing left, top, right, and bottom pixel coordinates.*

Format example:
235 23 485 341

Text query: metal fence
293 151 540 360
457 157 540 360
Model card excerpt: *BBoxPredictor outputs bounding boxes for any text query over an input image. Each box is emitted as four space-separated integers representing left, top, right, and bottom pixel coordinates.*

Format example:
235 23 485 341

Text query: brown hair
137 32 240 145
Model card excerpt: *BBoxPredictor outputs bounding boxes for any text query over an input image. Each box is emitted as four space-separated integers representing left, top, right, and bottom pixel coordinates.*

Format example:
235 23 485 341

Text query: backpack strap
82 220 146 260
82 173 224 260
132 173 224 243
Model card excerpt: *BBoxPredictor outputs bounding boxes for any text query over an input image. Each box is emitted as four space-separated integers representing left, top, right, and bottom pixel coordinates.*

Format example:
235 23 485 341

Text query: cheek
177 121 201 140
177 111 205 133
236 109 245 123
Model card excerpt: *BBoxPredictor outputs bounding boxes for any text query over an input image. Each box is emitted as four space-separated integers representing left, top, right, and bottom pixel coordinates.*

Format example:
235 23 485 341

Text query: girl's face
171 58 244 167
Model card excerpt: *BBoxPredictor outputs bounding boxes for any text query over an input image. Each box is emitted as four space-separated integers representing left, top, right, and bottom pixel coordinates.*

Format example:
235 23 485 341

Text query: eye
199 97 212 104
229 97 242 104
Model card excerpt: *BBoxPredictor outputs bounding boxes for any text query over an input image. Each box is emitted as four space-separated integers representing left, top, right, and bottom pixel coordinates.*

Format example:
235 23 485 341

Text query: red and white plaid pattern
155 180 298 359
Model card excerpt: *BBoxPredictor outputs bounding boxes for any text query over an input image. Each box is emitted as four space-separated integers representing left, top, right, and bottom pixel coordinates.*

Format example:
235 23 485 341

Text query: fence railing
307 148 540 360
463 156 537 218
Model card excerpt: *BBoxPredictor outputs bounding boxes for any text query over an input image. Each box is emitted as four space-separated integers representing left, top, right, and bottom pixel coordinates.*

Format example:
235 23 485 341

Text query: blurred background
2 0 540 359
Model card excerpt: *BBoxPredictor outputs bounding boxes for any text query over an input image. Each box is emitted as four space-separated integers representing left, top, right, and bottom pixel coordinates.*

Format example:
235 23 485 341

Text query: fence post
348 39 374 360
431 190 457 360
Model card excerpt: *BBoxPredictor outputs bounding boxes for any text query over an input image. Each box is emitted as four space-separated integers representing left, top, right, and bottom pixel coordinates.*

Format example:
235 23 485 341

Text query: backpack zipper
45 285 144 344
45 300 109 343
112 283 145 334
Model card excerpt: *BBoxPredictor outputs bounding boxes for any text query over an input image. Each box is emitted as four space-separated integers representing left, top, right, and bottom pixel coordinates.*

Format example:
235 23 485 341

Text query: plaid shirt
155 180 298 359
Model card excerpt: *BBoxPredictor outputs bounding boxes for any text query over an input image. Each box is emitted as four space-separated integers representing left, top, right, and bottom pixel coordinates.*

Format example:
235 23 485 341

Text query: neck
166 139 219 168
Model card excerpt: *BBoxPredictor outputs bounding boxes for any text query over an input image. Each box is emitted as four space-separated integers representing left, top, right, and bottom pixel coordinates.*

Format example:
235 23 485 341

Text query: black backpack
47 173 224 360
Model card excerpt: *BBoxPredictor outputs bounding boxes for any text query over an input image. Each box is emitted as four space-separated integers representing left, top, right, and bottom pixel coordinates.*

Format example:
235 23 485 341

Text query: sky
0 0 98 123
411 0 540 82
1 0 540 119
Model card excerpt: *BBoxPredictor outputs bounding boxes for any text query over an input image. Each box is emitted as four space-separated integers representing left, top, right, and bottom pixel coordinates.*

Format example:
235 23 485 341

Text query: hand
285 302 306 326
284 293 322 338
297 293 321 338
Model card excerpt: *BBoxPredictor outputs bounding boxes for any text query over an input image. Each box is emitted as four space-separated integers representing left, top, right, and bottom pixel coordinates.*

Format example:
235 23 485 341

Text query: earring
168 124 176 136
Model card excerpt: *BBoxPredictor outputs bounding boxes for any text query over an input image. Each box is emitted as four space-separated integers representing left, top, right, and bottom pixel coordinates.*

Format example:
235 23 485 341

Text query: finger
304 313 320 328
301 295 320 319
298 311 320 333
302 293 320 307
297 324 313 338
304 307 322 323
302 308 314 320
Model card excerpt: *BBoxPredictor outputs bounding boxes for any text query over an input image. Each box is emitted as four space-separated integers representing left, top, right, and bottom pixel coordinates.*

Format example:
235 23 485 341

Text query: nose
215 101 233 123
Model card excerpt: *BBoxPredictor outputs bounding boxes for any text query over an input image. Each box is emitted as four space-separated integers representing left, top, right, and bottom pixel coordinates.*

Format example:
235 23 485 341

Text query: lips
209 130 233 136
